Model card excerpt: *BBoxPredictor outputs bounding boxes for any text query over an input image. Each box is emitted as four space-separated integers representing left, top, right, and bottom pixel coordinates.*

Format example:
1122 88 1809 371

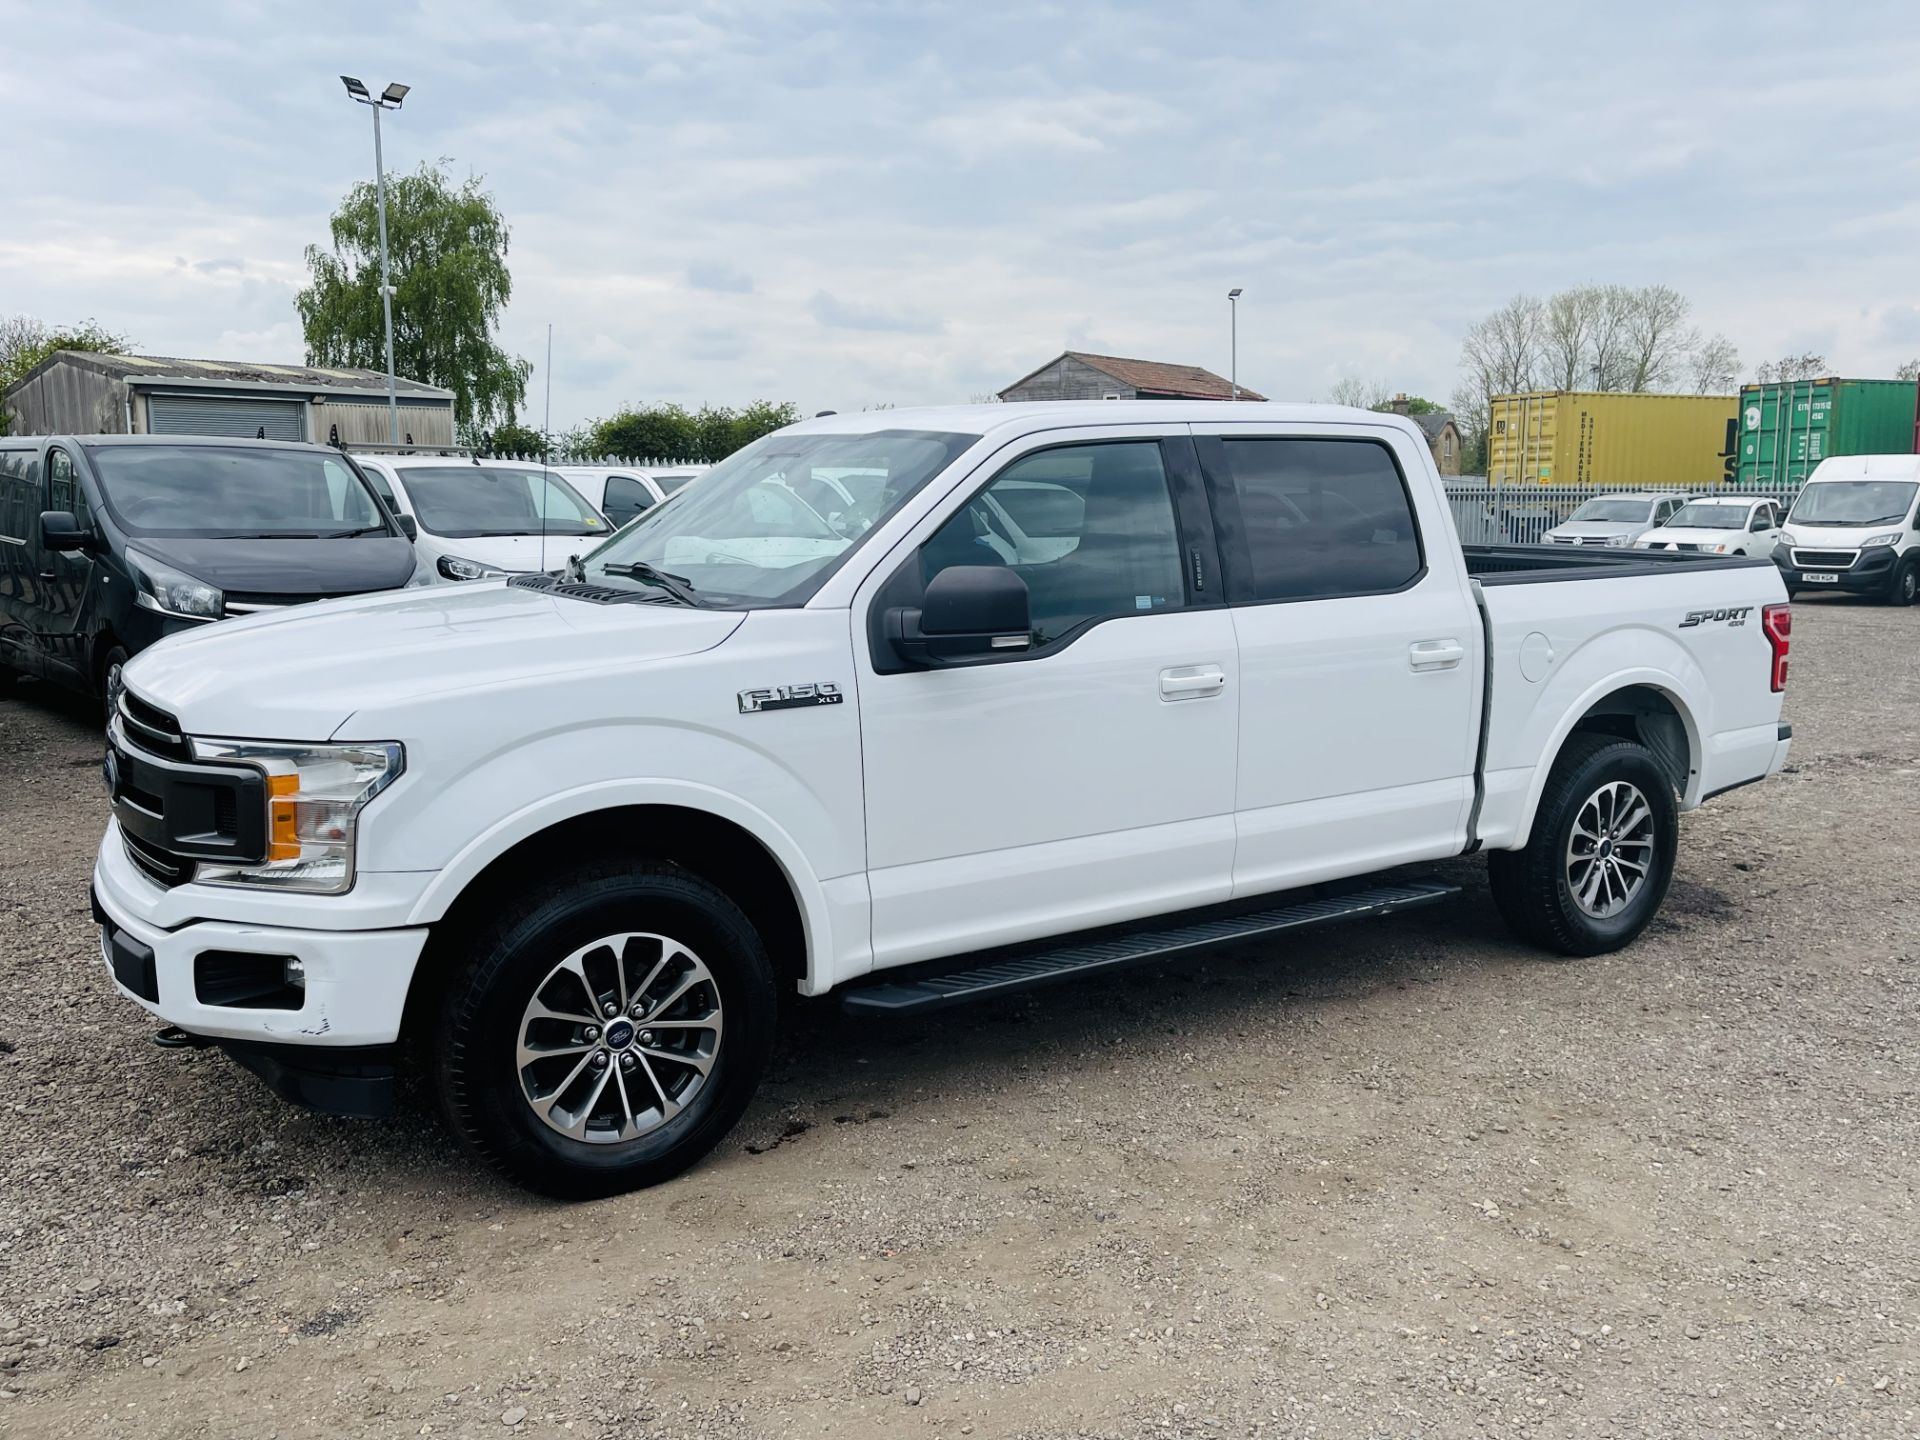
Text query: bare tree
1541 286 1604 391
1326 375 1390 410
1619 285 1697 392
1897 359 1920 383
1753 352 1829 384
1688 334 1741 394
1585 285 1639 391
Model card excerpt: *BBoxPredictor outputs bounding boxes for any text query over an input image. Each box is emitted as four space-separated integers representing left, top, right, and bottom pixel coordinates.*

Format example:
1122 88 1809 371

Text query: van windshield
400 466 607 538
582 429 976 607
84 444 390 539
1788 480 1918 528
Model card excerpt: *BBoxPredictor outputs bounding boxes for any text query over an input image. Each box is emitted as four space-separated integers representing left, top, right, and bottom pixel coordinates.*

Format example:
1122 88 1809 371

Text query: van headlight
128 547 223 620
188 739 403 893
1863 533 1903 548
1778 531 1797 547
437 553 507 581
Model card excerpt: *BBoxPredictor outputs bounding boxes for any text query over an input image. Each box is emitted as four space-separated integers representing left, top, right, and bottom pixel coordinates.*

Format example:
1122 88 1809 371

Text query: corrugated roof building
2 351 456 444
999 351 1267 403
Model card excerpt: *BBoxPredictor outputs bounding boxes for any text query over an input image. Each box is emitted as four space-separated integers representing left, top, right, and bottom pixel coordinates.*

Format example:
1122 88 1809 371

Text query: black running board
839 880 1460 1016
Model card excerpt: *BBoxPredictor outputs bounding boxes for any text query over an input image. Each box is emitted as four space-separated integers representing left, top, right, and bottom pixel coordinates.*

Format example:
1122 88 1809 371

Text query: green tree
593 403 700 460
296 162 530 433
481 420 550 456
1370 394 1445 416
0 315 133 435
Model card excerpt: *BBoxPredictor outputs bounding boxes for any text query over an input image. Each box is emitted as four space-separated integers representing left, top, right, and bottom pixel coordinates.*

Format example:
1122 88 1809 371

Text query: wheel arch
401 792 837 1049
1512 676 1702 850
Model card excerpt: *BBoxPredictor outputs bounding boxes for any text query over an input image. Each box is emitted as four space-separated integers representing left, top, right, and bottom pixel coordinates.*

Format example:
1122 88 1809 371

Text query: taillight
1762 603 1791 692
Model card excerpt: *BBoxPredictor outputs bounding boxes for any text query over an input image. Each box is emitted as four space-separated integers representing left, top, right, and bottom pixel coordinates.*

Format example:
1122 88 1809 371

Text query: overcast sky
7 1 1920 427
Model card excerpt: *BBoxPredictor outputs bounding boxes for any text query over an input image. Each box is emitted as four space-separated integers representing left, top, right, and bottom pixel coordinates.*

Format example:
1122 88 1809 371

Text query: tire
97 644 129 724
1488 733 1679 957
433 860 778 1199
1889 556 1919 608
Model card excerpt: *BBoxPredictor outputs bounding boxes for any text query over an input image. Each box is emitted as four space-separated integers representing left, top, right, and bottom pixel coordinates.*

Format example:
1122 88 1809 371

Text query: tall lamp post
1227 288 1243 400
340 76 411 444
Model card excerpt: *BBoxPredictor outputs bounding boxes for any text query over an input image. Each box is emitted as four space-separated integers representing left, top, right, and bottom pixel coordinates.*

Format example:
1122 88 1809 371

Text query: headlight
1712 543 1732 554
188 739 403 894
1863 533 1903 548
1778 531 1797 547
437 553 508 581
127 547 223 620
1605 534 1631 547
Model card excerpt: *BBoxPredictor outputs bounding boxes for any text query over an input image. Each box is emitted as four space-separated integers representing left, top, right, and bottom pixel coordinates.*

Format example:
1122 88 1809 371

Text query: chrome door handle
1160 664 1227 700
1408 639 1466 672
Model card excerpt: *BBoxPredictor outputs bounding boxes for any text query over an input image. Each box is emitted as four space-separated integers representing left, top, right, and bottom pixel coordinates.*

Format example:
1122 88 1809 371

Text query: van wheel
1891 557 1919 607
434 861 777 1199
97 645 129 723
1489 733 1678 957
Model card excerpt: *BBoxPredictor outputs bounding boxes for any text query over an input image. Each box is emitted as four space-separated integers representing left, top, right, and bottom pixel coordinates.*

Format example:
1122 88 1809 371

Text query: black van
0 435 418 707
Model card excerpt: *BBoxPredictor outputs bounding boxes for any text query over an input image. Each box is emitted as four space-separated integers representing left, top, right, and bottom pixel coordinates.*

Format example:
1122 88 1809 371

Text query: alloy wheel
515 932 724 1143
1564 780 1656 919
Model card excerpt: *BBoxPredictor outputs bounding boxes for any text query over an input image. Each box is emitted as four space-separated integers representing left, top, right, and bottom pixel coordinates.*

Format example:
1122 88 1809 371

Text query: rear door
1188 421 1480 896
854 429 1240 968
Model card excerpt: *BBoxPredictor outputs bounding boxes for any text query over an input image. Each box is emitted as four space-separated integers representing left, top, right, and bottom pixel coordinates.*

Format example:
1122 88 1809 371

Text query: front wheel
1489 733 1679 957
433 861 777 1198
1889 556 1919 607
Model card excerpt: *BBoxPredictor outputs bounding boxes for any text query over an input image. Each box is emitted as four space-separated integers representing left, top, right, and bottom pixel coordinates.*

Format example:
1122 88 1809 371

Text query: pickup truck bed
1462 544 1774 583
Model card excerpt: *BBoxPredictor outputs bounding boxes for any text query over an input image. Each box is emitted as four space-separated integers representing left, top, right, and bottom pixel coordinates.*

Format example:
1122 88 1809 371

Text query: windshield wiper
599 561 703 606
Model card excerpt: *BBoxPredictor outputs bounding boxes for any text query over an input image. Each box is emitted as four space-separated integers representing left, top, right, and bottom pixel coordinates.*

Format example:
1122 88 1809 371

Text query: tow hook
152 1026 214 1050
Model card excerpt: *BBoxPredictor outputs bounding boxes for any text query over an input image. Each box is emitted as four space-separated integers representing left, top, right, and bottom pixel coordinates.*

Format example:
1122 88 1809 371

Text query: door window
602 475 656 526
1657 499 1679 524
0 450 39 541
1750 504 1774 531
46 448 91 536
920 442 1186 645
1218 439 1423 601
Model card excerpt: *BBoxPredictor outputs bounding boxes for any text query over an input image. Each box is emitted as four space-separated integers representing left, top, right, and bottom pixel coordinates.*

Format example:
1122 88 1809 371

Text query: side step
839 879 1460 1016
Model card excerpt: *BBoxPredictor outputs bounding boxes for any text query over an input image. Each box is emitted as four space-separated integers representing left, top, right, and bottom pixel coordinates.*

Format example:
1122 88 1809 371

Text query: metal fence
1442 478 1801 546
497 453 704 470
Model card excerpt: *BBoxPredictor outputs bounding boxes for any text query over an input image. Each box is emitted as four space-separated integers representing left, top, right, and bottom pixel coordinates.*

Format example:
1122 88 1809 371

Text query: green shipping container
1735 377 1918 489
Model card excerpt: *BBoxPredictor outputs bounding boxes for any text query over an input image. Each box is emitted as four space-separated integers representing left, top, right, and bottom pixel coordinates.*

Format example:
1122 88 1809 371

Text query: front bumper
1772 543 1897 595
91 828 430 1050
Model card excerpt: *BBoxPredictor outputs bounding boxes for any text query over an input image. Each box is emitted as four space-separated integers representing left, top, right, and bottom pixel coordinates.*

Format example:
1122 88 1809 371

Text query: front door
1189 424 1481 895
855 432 1239 970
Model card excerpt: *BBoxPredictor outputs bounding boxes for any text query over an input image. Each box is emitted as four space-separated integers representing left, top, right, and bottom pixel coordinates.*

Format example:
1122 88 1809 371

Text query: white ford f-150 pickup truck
92 403 1793 1196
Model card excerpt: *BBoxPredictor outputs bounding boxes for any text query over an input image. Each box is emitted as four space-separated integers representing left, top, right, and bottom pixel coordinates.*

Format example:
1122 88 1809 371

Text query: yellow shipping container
1488 391 1740 488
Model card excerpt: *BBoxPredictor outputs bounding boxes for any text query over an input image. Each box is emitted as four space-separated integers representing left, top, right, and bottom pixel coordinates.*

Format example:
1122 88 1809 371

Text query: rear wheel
1890 556 1919 607
433 860 777 1199
1489 733 1678 957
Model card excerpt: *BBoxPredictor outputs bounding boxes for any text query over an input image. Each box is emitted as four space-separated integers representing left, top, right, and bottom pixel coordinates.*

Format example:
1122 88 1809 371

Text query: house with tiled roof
999 351 1266 403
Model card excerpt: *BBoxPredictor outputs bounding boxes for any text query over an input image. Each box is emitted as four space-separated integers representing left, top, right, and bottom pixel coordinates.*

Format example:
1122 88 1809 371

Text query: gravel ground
1 595 1916 1439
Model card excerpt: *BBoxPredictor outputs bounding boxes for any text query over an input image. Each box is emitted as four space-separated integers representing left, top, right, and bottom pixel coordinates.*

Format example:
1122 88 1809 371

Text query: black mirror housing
888 565 1032 667
396 513 418 541
40 510 90 553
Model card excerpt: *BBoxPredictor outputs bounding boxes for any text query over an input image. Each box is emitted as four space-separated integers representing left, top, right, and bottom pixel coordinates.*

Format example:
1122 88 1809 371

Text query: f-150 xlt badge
738 682 844 713
1679 606 1753 629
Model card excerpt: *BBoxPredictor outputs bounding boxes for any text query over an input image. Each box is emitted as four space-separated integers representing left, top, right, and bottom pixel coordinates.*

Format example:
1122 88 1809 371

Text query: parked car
1772 454 1920 604
93 402 1793 1197
1634 495 1784 557
548 465 706 530
1542 492 1690 548
351 453 611 581
0 435 416 706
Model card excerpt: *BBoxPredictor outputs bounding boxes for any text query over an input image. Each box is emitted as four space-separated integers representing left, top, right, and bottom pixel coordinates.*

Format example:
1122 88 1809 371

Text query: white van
549 466 706 530
1773 454 1920 604
353 453 613 582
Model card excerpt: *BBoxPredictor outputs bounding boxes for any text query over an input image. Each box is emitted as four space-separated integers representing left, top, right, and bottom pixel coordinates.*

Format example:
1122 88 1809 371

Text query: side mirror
40 510 91 553
396 513 418 541
888 566 1032 667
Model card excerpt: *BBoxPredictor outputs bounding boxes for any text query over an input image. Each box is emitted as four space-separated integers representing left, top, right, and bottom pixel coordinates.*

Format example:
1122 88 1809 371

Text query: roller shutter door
147 394 306 441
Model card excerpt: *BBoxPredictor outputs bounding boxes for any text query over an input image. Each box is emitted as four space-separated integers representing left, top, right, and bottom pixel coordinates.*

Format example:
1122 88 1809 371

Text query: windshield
1567 498 1654 523
1666 502 1751 530
1788 480 1919 528
582 429 976 606
84 444 389 539
400 466 607 538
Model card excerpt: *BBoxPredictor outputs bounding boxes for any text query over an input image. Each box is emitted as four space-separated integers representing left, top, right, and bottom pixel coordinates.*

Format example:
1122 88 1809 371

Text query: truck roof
4 433 341 454
786 401 1425 444
1805 453 1920 482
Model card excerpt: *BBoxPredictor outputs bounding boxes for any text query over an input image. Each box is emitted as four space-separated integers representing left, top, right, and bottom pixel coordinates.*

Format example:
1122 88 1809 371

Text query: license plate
1803 572 1839 584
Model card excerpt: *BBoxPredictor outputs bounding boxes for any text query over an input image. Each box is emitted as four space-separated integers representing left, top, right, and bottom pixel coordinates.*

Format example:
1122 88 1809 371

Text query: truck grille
1791 549 1857 570
110 689 266 888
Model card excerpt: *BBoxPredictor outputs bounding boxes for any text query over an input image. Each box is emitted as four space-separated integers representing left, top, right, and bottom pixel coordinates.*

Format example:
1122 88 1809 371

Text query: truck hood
121 580 744 739
1545 522 1637 541
1783 522 1902 547
1639 528 1747 548
423 532 606 574
129 534 418 598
